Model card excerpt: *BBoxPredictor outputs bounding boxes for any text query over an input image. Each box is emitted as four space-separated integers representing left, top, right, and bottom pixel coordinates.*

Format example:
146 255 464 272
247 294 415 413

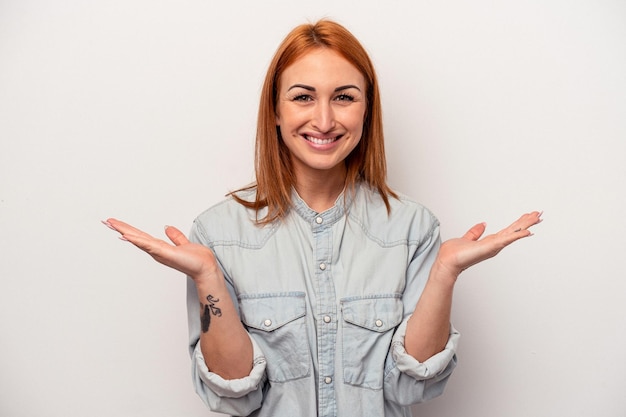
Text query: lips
304 134 341 145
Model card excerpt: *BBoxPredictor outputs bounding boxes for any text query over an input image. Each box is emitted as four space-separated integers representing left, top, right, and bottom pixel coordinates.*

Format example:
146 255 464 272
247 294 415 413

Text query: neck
294 166 347 213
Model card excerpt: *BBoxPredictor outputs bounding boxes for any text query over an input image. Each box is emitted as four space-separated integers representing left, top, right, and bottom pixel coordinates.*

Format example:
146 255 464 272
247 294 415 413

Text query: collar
291 184 358 229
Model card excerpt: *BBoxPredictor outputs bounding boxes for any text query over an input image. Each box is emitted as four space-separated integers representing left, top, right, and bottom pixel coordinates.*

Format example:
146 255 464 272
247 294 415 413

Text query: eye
334 93 355 102
292 94 313 102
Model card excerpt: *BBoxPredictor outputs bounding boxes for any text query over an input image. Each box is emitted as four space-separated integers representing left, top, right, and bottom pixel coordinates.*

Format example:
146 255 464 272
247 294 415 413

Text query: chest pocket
239 292 311 383
341 295 403 389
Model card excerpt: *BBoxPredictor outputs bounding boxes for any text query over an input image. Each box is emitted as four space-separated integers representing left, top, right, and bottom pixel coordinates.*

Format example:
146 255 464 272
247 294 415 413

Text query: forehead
279 48 365 88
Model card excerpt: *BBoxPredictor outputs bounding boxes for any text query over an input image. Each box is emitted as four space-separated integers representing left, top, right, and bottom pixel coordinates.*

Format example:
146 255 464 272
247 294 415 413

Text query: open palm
436 211 542 278
103 218 219 281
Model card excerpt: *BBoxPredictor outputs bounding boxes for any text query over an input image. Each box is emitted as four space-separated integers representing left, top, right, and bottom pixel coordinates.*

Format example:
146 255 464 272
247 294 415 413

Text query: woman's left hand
434 211 543 280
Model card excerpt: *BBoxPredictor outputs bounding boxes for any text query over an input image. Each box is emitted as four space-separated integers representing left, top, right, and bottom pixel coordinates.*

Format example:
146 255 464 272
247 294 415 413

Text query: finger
101 219 117 231
104 218 153 239
509 211 543 234
164 225 190 246
119 231 172 258
497 211 543 247
103 219 164 251
463 222 486 241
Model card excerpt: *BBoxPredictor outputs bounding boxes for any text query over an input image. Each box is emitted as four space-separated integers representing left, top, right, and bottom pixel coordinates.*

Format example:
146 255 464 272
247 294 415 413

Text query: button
264 319 272 327
315 217 323 224
375 319 383 327
319 263 327 270
323 315 331 323
324 376 332 384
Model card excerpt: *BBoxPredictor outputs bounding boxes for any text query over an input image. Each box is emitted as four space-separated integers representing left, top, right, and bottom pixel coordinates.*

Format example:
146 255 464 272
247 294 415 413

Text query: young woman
104 19 541 417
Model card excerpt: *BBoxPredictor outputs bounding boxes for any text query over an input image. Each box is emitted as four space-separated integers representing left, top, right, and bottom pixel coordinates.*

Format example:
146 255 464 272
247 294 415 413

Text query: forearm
194 275 253 380
404 262 456 362
404 211 542 363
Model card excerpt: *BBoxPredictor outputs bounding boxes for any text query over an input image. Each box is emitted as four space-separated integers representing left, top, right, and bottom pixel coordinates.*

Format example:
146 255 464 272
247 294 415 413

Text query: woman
104 19 541 417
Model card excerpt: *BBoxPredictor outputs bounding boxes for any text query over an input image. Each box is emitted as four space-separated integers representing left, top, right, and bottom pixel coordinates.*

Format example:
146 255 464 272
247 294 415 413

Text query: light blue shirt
186 183 459 417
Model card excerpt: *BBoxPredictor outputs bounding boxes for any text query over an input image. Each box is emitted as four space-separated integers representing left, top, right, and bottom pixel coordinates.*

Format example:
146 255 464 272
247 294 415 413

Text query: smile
304 135 341 145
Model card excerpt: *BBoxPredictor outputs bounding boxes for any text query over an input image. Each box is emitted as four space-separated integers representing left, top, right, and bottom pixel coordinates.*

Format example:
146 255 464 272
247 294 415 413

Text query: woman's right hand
102 218 220 282
104 218 254 379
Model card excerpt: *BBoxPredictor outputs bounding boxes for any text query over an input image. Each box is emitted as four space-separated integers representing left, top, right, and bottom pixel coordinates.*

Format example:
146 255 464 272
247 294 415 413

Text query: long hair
231 19 396 223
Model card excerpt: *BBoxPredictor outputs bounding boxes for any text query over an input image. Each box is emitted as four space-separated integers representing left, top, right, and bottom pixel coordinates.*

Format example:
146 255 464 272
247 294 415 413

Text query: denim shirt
186 183 460 417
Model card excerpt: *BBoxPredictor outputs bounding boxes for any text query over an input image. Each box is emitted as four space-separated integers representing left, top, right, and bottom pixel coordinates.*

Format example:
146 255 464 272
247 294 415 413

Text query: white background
1 1 625 416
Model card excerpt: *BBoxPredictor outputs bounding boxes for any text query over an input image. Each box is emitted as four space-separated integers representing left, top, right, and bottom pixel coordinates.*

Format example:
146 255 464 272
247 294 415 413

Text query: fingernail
102 220 115 230
164 225 171 231
118 235 129 242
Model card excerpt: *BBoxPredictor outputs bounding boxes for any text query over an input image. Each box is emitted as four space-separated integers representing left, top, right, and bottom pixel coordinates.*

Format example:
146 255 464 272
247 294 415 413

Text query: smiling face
275 48 367 183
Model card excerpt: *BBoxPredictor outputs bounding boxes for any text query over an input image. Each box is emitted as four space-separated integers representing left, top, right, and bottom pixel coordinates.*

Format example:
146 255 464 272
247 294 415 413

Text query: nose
311 101 335 132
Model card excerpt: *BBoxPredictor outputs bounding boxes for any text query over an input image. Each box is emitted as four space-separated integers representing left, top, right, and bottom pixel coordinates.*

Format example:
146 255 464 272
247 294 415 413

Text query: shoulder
349 184 440 246
191 189 275 248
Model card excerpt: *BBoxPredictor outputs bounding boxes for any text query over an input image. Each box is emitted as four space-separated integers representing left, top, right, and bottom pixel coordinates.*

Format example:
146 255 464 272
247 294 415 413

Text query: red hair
232 19 396 223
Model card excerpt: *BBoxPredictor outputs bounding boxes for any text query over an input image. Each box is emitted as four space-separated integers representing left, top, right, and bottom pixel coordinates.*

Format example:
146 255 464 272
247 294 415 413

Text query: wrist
429 260 459 288
194 270 226 294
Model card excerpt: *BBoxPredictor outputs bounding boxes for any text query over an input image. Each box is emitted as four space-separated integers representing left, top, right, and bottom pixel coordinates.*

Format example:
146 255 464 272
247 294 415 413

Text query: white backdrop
1 1 625 416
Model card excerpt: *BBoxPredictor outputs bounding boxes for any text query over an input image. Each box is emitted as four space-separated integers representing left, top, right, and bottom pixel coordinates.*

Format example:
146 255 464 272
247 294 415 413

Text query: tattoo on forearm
200 295 222 333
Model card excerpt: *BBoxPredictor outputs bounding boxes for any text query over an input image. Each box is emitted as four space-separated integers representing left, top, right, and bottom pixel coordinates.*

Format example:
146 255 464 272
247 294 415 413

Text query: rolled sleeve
383 318 460 406
391 319 460 380
191 334 267 415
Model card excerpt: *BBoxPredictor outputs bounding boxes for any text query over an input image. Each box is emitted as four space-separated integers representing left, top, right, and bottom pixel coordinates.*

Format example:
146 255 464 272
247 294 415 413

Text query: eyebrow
287 84 362 92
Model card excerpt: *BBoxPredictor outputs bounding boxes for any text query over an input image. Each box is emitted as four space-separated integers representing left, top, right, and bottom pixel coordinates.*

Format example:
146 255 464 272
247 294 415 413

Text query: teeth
305 135 338 145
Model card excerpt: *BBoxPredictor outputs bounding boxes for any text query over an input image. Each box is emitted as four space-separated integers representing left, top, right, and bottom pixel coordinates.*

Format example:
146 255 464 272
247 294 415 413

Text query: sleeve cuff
193 334 267 398
391 319 460 380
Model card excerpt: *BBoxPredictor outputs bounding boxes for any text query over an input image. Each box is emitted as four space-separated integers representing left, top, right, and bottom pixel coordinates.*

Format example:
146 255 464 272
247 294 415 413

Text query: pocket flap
341 295 403 333
239 292 306 332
